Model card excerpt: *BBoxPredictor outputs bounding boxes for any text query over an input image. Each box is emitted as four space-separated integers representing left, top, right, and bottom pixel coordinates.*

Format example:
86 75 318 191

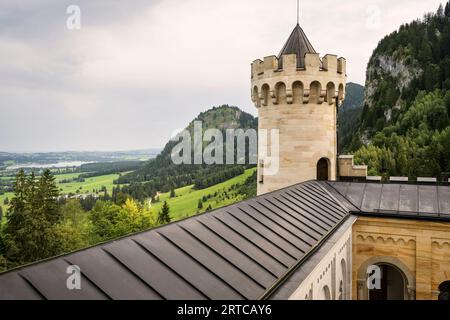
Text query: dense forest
345 2 450 178
338 83 364 152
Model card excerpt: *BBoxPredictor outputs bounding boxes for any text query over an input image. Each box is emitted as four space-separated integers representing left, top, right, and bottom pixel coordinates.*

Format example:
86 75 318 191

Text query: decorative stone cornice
431 238 450 249
356 232 415 247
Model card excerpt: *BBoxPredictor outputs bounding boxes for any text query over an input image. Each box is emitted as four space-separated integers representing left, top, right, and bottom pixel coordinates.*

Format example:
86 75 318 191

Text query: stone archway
369 264 405 300
356 256 415 300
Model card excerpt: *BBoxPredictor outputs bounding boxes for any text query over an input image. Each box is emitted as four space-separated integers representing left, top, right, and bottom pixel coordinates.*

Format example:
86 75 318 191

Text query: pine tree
446 2 450 17
3 170 62 265
197 199 203 209
37 169 60 224
4 170 27 236
170 189 176 198
158 201 171 225
438 3 444 16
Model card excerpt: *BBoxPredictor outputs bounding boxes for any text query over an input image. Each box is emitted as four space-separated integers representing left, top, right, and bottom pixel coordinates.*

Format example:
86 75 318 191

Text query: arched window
326 82 336 105
317 158 329 181
292 81 304 105
252 86 260 108
338 83 344 101
438 281 450 300
309 81 321 104
275 82 287 105
261 84 270 106
340 259 347 300
322 285 331 300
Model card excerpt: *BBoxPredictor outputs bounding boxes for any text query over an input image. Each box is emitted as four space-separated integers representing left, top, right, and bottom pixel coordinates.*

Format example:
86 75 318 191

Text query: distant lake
6 161 94 170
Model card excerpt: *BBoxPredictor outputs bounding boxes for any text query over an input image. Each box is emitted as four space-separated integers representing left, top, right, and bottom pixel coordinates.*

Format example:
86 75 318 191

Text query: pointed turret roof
278 23 316 69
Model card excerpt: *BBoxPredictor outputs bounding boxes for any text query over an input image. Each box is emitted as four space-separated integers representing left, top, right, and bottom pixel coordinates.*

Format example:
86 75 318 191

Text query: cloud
0 0 445 151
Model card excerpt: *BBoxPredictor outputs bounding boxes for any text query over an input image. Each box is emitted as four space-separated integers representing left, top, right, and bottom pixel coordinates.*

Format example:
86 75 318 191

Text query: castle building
0 23 450 301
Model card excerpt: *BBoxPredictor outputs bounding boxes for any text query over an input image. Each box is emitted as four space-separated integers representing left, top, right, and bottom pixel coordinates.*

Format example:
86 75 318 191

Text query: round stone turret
252 24 346 195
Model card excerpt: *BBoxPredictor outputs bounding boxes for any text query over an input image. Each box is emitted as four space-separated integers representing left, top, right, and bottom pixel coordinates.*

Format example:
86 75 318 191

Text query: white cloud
0 0 445 151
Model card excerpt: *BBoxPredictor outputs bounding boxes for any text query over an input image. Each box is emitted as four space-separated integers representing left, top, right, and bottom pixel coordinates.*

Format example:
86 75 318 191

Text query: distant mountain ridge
0 150 161 170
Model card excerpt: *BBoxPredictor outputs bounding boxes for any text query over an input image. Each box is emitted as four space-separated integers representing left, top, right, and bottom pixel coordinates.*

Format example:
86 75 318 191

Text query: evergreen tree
197 199 203 209
3 170 62 265
157 201 171 225
3 170 27 238
170 189 176 198
438 3 444 16
38 169 60 224
0 206 3 222
446 2 450 17
3 197 8 205
205 204 212 212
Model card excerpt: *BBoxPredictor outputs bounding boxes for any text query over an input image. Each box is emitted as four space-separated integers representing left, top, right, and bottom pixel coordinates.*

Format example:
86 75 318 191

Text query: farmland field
55 173 123 195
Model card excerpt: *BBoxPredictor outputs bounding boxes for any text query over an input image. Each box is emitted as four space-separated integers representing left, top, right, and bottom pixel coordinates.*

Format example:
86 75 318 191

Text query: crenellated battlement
251 53 346 108
251 53 346 79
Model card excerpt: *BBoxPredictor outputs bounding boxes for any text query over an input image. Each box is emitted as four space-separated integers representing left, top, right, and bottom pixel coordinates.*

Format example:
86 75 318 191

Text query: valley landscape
0 0 450 302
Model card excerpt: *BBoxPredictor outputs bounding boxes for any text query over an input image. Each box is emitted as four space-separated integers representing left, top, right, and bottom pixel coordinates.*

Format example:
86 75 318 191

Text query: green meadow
1 168 256 225
151 168 256 221
55 173 122 195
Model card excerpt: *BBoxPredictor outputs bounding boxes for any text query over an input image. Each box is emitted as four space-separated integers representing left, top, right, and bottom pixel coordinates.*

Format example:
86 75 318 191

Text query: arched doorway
369 264 406 300
317 158 329 181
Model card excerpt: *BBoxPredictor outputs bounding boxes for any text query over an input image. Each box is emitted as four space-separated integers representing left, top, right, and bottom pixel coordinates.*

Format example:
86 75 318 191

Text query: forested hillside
116 105 258 201
347 2 450 178
338 83 364 152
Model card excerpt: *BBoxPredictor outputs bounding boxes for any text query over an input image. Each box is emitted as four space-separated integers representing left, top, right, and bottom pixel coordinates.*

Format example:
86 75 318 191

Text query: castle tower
251 23 346 195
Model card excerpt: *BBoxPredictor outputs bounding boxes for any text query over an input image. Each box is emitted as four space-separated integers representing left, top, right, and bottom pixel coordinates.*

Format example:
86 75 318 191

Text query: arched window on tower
261 84 270 106
338 83 344 101
253 86 260 108
326 82 336 105
309 81 321 104
275 82 287 105
292 81 304 105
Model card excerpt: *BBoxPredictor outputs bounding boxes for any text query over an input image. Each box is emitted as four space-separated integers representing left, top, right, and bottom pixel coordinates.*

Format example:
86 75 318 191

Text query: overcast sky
0 0 444 152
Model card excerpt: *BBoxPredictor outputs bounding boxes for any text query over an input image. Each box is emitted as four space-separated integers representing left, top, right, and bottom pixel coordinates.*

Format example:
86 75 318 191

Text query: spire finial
297 0 299 25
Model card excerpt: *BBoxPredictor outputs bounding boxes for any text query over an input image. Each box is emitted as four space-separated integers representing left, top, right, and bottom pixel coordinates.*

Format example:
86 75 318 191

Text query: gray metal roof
1 180 449 300
278 24 316 69
0 181 350 300
327 181 450 221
